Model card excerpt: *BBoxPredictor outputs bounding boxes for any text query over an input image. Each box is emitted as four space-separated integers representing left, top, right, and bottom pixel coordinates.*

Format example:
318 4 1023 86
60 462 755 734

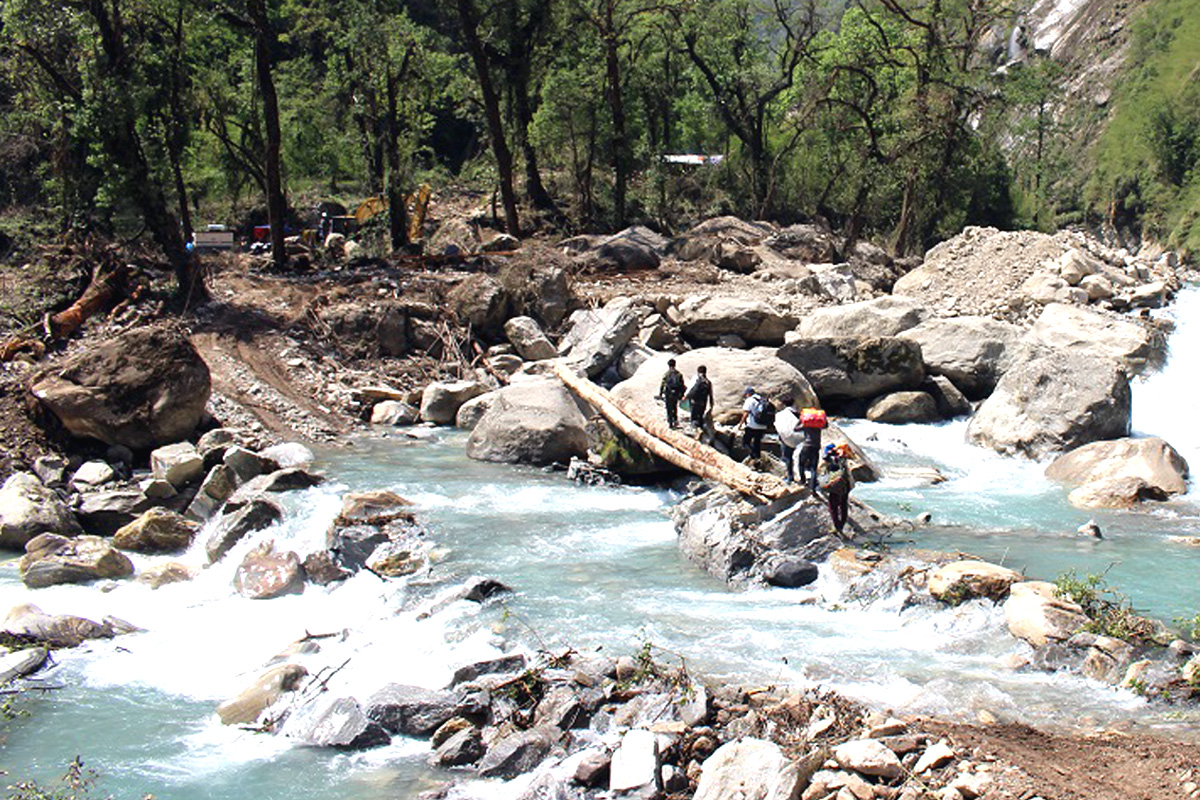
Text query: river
1 289 1198 799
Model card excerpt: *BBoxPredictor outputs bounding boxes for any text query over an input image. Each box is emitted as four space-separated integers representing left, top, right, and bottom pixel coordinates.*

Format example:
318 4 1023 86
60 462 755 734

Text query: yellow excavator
306 184 432 247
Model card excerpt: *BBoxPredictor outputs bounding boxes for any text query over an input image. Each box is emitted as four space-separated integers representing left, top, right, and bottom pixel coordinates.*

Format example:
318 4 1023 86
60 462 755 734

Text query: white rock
914 740 955 774
150 442 204 488
609 729 659 793
832 738 903 780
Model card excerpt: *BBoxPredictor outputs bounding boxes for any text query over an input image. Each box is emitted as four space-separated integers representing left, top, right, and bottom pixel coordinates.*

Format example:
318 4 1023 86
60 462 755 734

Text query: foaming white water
1132 284 1200 496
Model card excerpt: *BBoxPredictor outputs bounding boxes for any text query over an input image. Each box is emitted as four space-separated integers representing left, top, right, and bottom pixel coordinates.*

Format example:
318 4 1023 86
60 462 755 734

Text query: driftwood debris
44 260 134 340
551 361 799 503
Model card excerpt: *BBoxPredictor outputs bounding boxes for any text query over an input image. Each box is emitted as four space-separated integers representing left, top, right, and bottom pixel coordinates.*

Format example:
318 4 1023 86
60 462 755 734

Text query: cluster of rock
216 635 1025 800
876 556 1200 702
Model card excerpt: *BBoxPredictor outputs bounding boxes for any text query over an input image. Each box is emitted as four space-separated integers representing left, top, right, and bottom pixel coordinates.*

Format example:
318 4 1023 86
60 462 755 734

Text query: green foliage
1173 613 1200 641
1054 570 1154 643
1085 0 1200 252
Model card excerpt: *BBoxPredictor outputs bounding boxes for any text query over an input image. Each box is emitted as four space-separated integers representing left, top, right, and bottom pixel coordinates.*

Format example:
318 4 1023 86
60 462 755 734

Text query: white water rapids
1 288 1199 798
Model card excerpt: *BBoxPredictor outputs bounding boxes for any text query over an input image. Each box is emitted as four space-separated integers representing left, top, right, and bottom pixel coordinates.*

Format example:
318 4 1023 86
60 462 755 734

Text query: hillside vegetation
0 0 1196 277
1084 0 1200 252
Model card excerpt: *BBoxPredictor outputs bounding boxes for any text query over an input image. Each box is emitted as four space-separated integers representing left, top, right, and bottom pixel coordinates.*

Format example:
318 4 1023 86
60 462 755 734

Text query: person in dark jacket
684 365 713 428
819 443 855 534
796 422 822 492
657 359 686 428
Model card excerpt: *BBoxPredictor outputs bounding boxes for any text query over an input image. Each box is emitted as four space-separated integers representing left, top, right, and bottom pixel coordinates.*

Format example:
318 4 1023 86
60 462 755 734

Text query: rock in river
20 534 134 588
466 377 588 466
0 472 82 551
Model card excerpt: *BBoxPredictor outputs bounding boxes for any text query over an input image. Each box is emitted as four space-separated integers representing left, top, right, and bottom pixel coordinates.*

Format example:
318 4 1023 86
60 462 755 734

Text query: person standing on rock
684 365 713 429
796 416 823 492
657 358 686 428
739 387 772 461
774 395 802 482
820 443 854 534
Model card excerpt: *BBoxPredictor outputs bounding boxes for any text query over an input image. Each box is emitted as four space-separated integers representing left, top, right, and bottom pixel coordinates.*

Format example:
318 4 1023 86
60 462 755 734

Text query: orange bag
800 408 828 429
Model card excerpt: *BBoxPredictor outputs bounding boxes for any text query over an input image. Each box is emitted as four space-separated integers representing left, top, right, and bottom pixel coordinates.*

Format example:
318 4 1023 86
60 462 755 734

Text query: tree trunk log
552 361 796 502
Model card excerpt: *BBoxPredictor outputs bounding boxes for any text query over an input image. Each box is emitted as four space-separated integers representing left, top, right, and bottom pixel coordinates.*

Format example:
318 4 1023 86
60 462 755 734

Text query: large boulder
1004 581 1089 647
216 663 308 725
477 725 560 779
283 695 390 750
777 335 924 401
1045 437 1189 508
206 498 284 563
928 561 1023 603
112 508 200 553
595 226 668 270
420 380 487 425
866 391 940 424
504 316 558 361
693 738 804 800
150 442 204 488
448 274 511 340
0 472 82 551
559 301 646 378
3 603 114 647
764 223 841 263
900 316 1023 398
75 489 154 536
613 349 818 425
19 534 134 588
677 297 797 345
966 352 1131 459
234 541 305 599
29 326 210 449
365 684 460 736
466 378 588 466
1021 303 1166 375
797 296 928 338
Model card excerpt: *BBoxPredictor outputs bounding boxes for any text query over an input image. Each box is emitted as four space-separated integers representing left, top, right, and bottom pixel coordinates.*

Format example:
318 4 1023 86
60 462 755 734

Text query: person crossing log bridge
551 360 800 503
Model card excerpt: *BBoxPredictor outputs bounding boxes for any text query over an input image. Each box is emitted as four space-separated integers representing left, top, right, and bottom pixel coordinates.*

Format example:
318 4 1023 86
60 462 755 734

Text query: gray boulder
797 295 928 338
504 316 558 361
1045 436 1189 508
477 725 560 779
112 507 199 553
559 302 646 378
434 726 485 767
677 297 797 345
467 378 588 466
206 498 284 563
75 489 153 536
0 472 82 551
596 226 668 270
1021 303 1166 375
234 542 305 599
776 335 924 401
284 696 390 750
900 316 1022 397
765 223 841 262
448 274 512 340
421 380 488 425
455 391 498 430
0 647 49 684
370 400 419 426
19 534 134 588
68 460 116 491
3 603 114 647
763 558 819 588
923 375 973 418
866 391 941 424
612 349 817 425
28 326 210 449
966 352 1131 459
150 442 204 488
693 738 804 800
365 684 461 736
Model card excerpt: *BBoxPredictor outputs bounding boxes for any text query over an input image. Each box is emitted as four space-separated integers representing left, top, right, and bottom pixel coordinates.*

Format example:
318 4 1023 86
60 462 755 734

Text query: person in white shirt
773 395 802 483
739 387 771 460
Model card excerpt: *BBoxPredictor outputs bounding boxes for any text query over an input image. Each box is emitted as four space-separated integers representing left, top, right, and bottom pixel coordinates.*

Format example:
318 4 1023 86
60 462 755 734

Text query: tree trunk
384 62 410 253
456 0 520 235
551 361 796 502
249 0 288 270
603 30 628 229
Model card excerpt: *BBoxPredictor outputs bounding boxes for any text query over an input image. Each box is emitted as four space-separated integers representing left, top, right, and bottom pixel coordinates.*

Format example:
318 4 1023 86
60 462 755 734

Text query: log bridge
552 361 801 503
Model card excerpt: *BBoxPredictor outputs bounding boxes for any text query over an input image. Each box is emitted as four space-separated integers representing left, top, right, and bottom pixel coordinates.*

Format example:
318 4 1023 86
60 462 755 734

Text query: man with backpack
657 358 686 428
684 365 713 429
820 443 855 534
774 395 802 482
739 387 773 460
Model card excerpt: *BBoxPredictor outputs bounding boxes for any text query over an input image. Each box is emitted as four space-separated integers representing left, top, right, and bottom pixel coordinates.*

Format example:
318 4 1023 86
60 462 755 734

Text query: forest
1 0 1198 292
